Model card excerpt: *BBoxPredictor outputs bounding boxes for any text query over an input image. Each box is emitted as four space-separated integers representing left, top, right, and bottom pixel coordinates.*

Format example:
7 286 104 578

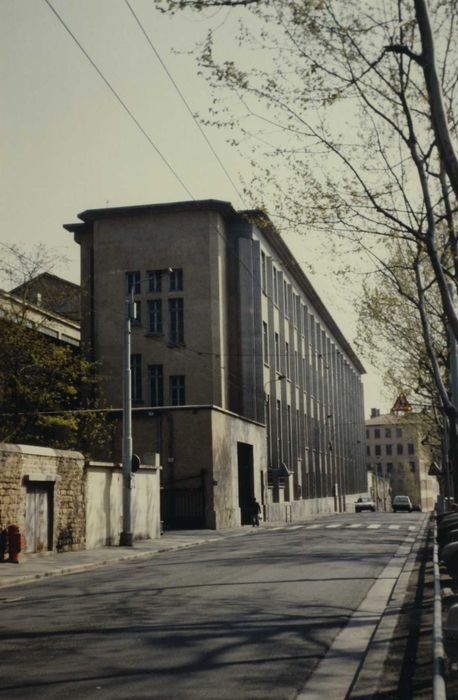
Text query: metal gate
25 484 52 553
161 487 205 529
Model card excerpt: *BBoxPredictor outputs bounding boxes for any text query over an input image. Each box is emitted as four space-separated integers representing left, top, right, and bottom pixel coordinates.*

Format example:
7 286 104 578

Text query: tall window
261 251 267 292
287 405 292 466
170 375 185 405
285 342 290 377
375 445 381 456
410 461 416 472
386 444 392 456
397 443 403 455
385 428 391 438
131 354 142 402
169 268 183 292
273 267 278 305
149 365 163 406
169 298 184 344
387 462 393 473
284 281 289 317
148 270 162 293
408 443 414 455
126 271 140 295
374 428 380 439
263 322 269 364
274 332 280 372
276 399 282 459
396 427 402 438
148 299 162 334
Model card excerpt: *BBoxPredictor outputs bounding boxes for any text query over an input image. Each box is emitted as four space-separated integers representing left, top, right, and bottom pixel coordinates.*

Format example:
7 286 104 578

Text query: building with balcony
65 199 366 528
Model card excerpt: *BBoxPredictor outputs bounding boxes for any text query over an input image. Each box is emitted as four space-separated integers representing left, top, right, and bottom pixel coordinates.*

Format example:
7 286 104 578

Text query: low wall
264 492 368 523
85 461 161 548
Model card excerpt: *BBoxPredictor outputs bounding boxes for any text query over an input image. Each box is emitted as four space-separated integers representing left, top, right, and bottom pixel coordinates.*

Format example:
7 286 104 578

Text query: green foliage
0 316 112 453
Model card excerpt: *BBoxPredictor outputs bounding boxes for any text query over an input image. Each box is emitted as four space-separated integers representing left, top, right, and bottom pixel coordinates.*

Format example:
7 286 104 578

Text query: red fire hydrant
7 524 24 564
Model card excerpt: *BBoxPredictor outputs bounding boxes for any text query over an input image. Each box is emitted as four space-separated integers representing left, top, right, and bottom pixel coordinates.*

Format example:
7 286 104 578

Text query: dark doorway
25 483 53 553
237 442 254 525
161 470 206 529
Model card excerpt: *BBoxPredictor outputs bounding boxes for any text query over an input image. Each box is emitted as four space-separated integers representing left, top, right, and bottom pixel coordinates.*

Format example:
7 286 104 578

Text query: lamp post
120 293 135 547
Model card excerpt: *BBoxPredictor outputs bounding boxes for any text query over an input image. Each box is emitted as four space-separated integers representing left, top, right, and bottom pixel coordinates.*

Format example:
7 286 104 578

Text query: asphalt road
0 512 425 700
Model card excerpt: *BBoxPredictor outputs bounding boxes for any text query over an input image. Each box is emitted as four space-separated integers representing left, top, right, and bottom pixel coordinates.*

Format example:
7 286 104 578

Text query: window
386 444 392 456
284 281 288 317
374 428 380 439
275 333 280 372
385 428 391 438
126 271 140 295
376 463 382 475
375 445 381 456
287 405 292 466
273 267 279 305
293 294 298 326
131 354 142 402
397 443 403 455
169 268 183 292
366 445 370 457
387 462 393 473
149 365 163 406
408 443 414 455
396 428 402 438
276 399 282 458
148 270 162 293
285 341 290 377
366 428 369 439
263 322 269 364
261 251 267 292
170 375 185 405
295 351 299 384
410 461 416 472
148 299 162 334
169 298 184 344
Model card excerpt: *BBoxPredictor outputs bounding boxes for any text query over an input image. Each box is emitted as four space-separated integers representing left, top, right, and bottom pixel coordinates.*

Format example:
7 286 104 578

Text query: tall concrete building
366 406 440 511
65 199 366 528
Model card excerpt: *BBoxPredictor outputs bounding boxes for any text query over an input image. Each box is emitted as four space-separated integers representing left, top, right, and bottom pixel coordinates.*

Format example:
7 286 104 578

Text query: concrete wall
265 491 368 523
85 461 161 548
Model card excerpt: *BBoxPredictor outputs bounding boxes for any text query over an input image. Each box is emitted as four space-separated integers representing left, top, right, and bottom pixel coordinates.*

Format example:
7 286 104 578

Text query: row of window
367 443 414 457
369 462 416 474
367 427 402 439
127 268 183 295
130 356 185 405
131 298 184 344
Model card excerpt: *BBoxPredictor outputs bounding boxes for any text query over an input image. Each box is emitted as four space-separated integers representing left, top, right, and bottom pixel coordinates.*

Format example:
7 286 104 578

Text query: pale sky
0 0 393 415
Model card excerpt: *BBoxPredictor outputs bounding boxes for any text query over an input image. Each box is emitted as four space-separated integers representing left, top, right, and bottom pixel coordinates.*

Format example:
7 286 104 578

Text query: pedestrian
251 498 261 527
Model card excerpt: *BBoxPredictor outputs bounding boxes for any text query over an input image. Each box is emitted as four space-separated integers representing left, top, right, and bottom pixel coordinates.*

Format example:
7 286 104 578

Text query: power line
43 0 194 199
123 0 245 206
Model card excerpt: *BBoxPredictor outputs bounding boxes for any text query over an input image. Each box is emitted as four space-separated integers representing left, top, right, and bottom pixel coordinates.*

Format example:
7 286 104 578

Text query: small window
126 271 141 295
396 428 402 438
263 322 269 365
169 268 183 292
366 428 369 439
376 463 382 475
131 354 142 402
386 444 392 456
410 461 416 472
148 299 162 334
375 445 381 456
387 462 393 473
148 270 162 293
170 375 185 406
169 298 184 344
148 365 163 406
385 428 391 438
261 251 267 293
366 445 370 457
374 428 380 439
408 443 414 455
397 443 403 455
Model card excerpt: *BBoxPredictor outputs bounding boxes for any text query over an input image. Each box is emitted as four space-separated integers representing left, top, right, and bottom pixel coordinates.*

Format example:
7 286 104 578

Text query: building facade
366 407 440 511
65 199 367 528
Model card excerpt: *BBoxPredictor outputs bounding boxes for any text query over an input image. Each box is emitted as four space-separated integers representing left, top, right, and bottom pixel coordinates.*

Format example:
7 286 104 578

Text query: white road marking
367 524 381 529
326 524 341 529
388 525 401 530
408 526 417 531
305 524 321 529
346 523 362 529
289 525 303 530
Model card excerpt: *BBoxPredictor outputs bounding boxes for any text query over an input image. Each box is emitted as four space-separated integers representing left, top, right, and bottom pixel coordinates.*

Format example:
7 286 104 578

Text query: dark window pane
149 365 163 406
148 299 162 334
168 298 184 344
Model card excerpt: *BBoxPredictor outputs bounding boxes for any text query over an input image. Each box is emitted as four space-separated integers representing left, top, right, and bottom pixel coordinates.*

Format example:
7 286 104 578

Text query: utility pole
120 294 134 546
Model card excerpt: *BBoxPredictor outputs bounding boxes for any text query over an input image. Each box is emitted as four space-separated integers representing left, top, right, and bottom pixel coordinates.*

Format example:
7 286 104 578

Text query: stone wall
0 445 22 531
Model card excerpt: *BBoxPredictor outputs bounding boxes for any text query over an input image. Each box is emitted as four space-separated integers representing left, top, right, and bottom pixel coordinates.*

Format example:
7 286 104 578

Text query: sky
0 0 394 415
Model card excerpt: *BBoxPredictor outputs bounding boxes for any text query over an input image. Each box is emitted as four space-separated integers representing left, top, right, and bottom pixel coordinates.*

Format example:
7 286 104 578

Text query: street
0 513 426 700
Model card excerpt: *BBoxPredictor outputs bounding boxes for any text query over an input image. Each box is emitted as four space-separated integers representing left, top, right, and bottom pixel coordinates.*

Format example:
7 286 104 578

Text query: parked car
355 496 376 513
392 495 413 513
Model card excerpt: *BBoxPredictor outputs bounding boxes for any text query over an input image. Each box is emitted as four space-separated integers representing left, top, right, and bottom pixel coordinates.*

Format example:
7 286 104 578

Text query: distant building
65 199 367 529
365 405 439 511
10 272 81 323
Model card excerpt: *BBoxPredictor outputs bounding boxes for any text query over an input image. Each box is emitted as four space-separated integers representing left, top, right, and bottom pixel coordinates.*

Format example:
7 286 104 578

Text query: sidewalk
0 527 255 590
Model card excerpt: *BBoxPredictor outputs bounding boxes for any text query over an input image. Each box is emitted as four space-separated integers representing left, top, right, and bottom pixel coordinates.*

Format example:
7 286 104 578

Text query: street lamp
120 291 135 547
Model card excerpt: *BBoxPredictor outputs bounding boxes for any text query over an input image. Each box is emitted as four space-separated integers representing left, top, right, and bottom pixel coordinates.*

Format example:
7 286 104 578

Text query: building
10 272 81 323
64 199 367 528
366 406 440 511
